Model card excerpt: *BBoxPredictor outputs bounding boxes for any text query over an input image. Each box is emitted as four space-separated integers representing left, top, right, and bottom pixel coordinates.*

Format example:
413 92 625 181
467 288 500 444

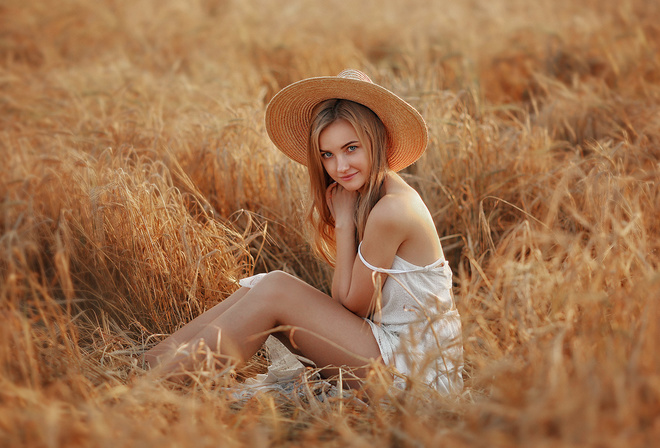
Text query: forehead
318 119 359 150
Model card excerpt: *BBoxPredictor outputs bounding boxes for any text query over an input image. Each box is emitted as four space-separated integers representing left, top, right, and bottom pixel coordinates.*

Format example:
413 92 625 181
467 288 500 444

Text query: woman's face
318 119 371 192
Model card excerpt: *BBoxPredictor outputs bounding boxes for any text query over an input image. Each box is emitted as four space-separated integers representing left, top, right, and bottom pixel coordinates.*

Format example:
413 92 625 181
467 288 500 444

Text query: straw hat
265 69 428 172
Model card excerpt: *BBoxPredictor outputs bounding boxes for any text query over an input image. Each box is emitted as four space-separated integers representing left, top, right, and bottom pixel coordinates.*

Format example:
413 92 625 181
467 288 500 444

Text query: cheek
321 158 333 173
360 152 372 171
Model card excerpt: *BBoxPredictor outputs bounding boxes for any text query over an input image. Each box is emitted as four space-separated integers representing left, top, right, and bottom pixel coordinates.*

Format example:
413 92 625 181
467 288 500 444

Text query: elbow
341 293 371 318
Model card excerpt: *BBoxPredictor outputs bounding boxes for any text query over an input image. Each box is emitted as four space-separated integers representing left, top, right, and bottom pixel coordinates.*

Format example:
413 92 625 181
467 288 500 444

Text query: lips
339 172 358 182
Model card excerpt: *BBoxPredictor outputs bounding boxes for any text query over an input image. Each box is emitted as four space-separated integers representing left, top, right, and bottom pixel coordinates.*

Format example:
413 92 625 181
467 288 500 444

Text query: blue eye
347 145 358 152
321 152 332 159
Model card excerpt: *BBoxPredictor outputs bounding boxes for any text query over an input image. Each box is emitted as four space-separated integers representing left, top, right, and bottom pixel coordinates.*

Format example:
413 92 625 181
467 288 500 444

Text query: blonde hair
306 99 389 265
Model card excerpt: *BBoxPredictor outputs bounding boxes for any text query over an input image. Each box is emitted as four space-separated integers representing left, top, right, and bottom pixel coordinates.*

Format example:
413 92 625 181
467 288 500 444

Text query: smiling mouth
340 173 357 181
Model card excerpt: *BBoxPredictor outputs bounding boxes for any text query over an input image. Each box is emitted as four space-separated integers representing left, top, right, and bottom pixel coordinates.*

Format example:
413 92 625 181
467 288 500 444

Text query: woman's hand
326 182 357 229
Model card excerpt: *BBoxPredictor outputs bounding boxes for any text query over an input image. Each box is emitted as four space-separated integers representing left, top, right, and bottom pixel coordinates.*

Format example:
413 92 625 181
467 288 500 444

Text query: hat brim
265 75 428 172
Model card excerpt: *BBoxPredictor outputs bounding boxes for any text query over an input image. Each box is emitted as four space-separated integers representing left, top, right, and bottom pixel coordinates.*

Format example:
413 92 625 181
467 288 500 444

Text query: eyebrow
319 140 359 152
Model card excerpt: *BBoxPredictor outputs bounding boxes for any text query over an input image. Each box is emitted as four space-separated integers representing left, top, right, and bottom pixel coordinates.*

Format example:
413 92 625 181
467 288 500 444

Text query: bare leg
144 287 249 368
152 271 382 388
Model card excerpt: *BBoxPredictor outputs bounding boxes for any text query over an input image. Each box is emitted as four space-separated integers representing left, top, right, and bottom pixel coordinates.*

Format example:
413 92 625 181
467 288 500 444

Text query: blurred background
1 0 658 446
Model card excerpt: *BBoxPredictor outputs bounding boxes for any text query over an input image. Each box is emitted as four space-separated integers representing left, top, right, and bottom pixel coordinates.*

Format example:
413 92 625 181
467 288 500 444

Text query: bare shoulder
365 175 429 234
365 173 443 264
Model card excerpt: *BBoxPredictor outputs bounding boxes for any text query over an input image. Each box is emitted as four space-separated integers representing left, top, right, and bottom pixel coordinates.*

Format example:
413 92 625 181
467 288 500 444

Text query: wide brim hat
265 69 428 172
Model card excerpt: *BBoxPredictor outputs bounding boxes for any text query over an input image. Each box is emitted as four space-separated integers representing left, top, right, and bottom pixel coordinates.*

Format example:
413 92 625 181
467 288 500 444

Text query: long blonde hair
306 99 389 265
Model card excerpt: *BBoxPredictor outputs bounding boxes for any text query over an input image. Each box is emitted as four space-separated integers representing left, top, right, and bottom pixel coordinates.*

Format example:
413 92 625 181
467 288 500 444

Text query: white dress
357 243 463 394
238 244 464 394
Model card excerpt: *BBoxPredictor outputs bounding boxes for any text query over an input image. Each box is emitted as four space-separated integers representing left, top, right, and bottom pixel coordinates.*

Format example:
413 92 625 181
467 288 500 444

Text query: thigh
246 271 383 382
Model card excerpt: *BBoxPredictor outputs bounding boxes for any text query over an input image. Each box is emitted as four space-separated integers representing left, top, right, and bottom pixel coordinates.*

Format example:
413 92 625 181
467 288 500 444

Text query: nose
336 154 349 173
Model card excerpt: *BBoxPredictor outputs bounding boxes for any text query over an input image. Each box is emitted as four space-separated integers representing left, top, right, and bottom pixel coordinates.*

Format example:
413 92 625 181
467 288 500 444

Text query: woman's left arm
333 194 409 317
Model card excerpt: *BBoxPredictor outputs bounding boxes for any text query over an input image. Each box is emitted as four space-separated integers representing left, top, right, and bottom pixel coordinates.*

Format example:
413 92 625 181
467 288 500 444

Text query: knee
266 270 291 279
247 270 292 301
260 270 294 288
248 270 316 315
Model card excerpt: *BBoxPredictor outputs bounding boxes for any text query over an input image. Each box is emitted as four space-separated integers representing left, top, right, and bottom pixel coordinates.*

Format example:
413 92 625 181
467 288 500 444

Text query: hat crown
336 69 373 83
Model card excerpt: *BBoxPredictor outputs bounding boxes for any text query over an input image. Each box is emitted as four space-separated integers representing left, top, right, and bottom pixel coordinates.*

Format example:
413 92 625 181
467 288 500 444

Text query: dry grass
1 0 659 446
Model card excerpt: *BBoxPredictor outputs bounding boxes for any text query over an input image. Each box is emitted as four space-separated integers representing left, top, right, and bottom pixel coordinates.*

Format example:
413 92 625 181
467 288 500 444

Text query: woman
145 69 463 393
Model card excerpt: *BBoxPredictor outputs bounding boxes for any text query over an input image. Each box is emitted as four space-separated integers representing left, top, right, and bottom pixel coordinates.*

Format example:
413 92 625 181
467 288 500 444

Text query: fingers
326 182 338 194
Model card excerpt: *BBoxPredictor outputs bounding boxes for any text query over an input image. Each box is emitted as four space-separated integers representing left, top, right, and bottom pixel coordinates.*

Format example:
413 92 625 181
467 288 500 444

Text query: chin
342 181 366 192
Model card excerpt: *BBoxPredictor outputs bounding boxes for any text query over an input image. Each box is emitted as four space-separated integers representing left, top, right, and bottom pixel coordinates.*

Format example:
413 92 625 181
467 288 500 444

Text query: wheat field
1 0 659 446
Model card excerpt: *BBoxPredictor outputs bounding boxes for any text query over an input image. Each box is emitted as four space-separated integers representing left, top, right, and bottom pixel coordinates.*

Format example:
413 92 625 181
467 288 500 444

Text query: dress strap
358 242 394 273
357 242 446 274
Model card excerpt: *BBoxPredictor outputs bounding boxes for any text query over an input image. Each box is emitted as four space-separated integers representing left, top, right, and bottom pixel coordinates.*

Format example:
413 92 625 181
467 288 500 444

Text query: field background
1 0 659 446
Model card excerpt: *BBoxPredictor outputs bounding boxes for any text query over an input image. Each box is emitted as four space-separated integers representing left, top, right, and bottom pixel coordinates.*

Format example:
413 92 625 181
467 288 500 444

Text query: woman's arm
328 185 409 317
326 182 358 302
341 199 407 316
333 220 357 301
